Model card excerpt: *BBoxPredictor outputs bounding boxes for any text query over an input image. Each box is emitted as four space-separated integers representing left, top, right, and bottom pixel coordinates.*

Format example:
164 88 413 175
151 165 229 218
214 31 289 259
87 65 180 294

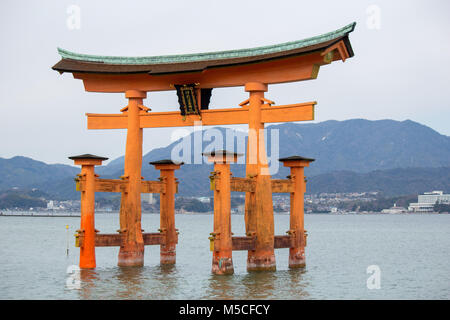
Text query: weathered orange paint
118 90 146 267
244 82 276 271
77 232 166 247
282 159 312 268
72 158 105 269
270 179 294 193
153 162 182 264
207 153 237 275
78 178 168 194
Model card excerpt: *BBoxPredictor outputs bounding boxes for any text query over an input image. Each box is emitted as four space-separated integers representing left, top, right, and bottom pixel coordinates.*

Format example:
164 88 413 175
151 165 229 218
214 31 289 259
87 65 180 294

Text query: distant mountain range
1 119 449 199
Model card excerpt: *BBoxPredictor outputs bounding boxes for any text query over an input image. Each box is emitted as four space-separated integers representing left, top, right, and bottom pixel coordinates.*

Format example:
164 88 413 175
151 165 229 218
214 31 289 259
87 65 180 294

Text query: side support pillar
118 89 147 267
151 160 183 264
69 154 108 269
280 156 314 268
205 151 240 275
244 82 276 271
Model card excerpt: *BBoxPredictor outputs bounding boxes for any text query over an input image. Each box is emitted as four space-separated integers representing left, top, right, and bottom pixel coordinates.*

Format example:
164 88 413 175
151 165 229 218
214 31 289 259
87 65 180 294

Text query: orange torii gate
53 22 356 272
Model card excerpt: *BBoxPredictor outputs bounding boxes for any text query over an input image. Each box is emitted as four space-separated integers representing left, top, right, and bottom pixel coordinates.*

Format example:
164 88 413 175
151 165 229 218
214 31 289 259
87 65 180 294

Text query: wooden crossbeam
229 234 305 251
274 232 306 249
231 236 256 251
86 102 315 130
76 178 171 194
274 235 293 249
76 232 166 247
76 178 128 193
215 178 293 193
94 179 127 193
230 177 255 193
141 180 167 194
271 179 294 193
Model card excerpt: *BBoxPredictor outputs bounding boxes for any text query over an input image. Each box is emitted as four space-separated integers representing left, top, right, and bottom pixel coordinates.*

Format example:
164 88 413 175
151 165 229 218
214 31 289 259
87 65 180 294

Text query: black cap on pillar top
68 154 109 161
149 159 184 165
278 155 315 162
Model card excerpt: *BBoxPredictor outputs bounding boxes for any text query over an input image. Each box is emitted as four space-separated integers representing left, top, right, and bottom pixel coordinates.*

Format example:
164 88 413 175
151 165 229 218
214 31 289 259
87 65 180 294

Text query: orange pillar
118 90 147 267
279 156 314 268
205 151 239 275
151 160 183 264
69 154 108 269
244 82 276 271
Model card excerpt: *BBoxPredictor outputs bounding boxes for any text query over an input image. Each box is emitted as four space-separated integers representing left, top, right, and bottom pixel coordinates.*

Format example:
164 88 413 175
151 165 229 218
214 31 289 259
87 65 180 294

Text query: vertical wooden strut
244 82 276 271
69 154 108 269
205 151 239 275
118 90 147 267
280 156 314 268
151 160 183 264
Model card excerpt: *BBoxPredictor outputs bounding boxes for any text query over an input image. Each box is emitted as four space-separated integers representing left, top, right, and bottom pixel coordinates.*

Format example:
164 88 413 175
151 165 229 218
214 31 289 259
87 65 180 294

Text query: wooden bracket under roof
321 39 350 62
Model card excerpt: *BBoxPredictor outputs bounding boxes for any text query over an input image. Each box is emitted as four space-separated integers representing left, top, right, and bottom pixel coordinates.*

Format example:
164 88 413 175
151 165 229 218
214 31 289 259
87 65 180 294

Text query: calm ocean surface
0 213 449 299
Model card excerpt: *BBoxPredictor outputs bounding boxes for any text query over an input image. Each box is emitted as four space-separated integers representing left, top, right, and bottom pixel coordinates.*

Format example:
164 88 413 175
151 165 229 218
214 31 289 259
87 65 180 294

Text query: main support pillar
69 154 108 269
150 160 183 264
205 151 240 275
279 156 314 268
244 82 276 271
118 90 147 267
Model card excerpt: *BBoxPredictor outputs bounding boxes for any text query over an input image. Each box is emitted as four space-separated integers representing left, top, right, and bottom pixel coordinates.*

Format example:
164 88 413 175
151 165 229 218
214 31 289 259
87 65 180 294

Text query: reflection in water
205 274 237 299
145 264 180 299
114 267 148 299
79 269 100 300
204 268 309 299
240 271 277 299
285 268 310 299
77 264 182 299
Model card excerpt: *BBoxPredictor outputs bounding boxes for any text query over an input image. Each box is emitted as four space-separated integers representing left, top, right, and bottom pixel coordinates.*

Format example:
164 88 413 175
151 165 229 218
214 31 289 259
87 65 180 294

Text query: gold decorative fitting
209 237 215 251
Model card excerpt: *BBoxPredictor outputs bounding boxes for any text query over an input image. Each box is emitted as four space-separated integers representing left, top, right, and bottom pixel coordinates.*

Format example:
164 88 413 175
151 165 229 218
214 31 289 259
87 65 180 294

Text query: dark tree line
434 202 450 213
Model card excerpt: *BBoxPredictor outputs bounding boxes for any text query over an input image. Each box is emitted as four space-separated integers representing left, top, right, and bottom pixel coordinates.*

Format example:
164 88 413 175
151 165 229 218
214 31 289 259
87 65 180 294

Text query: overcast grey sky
1 0 449 165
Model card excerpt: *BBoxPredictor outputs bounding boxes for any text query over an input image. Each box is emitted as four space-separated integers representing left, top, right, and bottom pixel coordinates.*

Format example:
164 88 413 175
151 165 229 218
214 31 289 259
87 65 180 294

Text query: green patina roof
57 22 356 65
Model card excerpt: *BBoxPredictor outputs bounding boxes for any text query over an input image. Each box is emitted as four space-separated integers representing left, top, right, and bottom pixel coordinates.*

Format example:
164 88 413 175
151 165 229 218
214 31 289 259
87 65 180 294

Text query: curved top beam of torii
52 22 356 93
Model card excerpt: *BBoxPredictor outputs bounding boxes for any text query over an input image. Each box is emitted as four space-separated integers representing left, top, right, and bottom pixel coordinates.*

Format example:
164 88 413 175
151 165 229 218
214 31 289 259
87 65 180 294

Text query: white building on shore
47 200 54 210
408 191 450 213
381 203 408 214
